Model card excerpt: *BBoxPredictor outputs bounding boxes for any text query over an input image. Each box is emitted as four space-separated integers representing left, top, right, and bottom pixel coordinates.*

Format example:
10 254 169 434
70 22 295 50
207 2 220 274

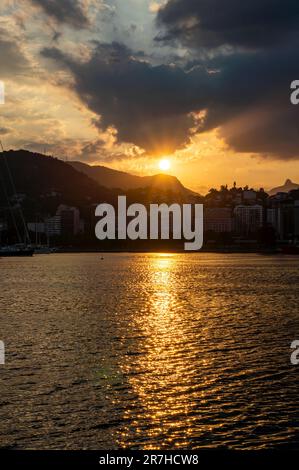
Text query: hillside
0 151 199 213
69 161 144 191
69 161 197 198
0 150 115 210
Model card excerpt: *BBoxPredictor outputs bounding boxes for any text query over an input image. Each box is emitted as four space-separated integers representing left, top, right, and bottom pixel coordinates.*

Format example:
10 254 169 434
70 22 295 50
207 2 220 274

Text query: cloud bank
6 0 299 160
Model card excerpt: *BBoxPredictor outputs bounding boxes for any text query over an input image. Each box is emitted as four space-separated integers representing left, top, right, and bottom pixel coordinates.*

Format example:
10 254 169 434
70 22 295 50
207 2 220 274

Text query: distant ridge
269 179 299 196
69 161 197 197
0 150 114 204
0 151 198 212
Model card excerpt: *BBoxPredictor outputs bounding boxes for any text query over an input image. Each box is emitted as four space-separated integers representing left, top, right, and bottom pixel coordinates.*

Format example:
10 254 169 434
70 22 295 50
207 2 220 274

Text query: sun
159 159 171 171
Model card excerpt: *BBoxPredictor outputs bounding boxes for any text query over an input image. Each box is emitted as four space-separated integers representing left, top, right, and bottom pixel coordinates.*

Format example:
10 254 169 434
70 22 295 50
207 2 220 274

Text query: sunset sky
1 0 299 193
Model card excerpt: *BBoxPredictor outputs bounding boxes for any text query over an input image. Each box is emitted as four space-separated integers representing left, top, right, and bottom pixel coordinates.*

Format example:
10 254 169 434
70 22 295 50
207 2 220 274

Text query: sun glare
159 159 171 171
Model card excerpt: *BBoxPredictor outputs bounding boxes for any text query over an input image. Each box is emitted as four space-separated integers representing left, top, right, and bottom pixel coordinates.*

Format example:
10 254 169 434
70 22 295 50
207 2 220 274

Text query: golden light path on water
119 254 219 449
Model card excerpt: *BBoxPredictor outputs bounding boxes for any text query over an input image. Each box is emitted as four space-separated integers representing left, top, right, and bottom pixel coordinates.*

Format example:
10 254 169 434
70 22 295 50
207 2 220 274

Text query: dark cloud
41 0 299 159
42 38 299 159
42 42 212 154
157 0 299 50
156 0 299 159
201 47 299 158
31 0 89 29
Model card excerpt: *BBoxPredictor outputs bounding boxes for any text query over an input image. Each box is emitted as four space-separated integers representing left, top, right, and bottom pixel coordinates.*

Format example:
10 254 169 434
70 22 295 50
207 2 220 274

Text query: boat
0 141 34 256
33 245 57 254
0 245 34 257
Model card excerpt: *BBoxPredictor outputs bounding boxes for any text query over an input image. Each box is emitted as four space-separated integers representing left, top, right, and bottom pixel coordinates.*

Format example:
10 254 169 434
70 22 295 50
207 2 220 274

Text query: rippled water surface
1 253 299 449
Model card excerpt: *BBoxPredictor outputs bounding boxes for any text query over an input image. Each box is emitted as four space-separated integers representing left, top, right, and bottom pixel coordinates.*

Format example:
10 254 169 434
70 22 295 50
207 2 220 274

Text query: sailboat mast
0 141 31 245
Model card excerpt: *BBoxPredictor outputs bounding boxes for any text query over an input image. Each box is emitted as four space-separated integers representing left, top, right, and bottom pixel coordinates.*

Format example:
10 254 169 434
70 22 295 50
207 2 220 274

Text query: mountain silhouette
269 179 299 196
69 161 196 198
0 150 114 206
0 151 198 217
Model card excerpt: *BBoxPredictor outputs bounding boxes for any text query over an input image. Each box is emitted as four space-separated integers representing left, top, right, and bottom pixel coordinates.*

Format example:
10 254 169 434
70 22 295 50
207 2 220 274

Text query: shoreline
50 248 286 255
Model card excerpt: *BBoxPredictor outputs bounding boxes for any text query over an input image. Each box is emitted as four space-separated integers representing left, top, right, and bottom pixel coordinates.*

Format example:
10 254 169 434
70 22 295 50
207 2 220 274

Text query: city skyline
2 149 299 253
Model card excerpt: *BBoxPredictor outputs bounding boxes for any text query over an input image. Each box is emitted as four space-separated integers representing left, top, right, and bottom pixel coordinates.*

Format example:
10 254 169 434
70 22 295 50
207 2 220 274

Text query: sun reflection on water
119 254 202 449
